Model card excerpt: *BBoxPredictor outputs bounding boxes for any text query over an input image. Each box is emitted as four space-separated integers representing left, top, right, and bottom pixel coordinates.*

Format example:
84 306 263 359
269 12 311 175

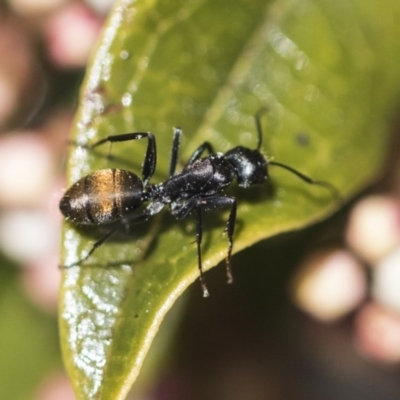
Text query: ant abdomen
60 168 143 225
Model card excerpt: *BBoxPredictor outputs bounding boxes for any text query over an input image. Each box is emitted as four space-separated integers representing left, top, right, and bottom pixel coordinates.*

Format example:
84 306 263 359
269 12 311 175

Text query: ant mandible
60 110 339 297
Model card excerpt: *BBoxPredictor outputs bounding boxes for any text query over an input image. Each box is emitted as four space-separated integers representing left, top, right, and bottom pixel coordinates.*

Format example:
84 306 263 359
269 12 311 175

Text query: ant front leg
169 128 215 175
186 141 215 166
89 132 157 187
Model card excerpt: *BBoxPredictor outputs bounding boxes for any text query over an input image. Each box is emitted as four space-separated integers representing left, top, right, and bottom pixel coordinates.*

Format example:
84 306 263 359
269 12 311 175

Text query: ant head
225 146 268 188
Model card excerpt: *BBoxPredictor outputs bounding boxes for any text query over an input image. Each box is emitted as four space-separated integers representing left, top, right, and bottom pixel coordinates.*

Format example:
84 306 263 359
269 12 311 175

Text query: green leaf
59 0 400 399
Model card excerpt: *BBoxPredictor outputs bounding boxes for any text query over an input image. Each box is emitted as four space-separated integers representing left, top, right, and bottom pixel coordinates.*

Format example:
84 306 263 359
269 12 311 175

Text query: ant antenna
254 107 269 151
254 107 341 201
268 160 342 200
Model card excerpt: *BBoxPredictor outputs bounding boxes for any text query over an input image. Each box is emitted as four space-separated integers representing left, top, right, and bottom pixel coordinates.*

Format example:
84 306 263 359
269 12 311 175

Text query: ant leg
173 195 237 295
169 127 182 177
186 142 215 166
89 132 156 187
224 198 236 284
171 197 209 296
269 160 342 200
201 196 237 284
60 223 120 268
168 127 215 176
61 201 165 268
172 201 209 297
195 206 209 297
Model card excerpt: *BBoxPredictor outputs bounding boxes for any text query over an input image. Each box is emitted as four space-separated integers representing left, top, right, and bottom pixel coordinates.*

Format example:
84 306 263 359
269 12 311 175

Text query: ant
60 110 339 297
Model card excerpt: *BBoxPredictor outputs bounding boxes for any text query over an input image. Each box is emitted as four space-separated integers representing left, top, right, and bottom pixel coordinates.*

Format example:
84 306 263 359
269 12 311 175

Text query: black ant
60 110 339 297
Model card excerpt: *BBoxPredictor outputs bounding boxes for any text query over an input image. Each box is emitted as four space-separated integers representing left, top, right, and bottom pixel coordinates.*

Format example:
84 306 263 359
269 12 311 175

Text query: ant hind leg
60 223 120 269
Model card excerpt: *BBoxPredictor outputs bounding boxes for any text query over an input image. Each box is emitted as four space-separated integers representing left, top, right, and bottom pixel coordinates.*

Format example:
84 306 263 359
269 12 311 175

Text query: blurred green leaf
0 258 60 400
59 0 400 399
